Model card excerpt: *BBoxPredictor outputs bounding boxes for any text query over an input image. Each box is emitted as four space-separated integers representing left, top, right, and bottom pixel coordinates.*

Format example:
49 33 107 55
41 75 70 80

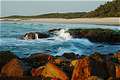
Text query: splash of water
35 33 39 39
54 29 72 40
24 34 28 40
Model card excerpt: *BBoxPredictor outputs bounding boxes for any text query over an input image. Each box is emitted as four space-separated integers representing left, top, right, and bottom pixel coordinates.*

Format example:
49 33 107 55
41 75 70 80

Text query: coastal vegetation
2 0 120 19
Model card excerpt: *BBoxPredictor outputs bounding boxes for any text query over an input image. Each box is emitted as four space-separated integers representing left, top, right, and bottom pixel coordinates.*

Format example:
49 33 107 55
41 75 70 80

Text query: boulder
54 58 64 64
31 66 45 77
71 57 91 80
70 59 78 67
72 56 109 80
62 52 80 60
68 29 120 44
41 63 68 80
113 51 120 62
115 64 120 78
0 51 18 70
87 76 103 80
23 32 49 40
1 58 24 77
28 53 53 68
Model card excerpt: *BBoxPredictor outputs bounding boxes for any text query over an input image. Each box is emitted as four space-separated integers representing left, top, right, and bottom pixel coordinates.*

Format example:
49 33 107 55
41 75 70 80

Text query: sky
0 0 112 17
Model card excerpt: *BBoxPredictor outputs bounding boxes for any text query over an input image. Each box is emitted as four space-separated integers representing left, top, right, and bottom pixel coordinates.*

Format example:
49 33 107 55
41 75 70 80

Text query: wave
52 29 72 41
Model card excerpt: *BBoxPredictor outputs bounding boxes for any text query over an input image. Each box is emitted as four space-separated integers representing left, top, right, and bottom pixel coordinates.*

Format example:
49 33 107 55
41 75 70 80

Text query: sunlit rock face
23 32 49 40
41 63 68 80
1 58 24 77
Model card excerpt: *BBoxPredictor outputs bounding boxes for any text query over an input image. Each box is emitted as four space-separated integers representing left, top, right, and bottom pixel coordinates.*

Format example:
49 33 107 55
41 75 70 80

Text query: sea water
0 21 120 58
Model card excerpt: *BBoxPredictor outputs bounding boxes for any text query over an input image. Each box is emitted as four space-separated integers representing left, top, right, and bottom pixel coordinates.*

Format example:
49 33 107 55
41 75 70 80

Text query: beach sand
1 18 120 25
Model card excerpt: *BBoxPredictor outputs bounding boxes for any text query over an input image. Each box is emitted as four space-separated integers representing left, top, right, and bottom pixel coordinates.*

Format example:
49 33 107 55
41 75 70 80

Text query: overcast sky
0 0 112 17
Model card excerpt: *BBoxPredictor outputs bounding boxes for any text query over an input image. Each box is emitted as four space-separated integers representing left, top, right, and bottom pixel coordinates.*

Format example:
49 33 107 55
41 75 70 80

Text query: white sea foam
54 29 72 41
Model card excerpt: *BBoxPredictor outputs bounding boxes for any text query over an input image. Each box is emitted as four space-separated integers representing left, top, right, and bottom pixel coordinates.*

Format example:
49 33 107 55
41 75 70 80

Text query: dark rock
68 29 120 44
28 53 53 68
48 28 61 33
0 51 18 70
62 52 80 60
22 32 49 40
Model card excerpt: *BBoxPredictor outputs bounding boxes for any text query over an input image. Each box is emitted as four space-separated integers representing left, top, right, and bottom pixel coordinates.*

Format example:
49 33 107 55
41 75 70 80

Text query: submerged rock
23 32 49 40
1 58 24 77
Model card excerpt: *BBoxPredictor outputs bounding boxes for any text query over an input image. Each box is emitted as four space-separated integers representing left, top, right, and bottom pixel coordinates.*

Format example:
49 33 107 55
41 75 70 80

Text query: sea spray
24 34 28 40
54 29 72 40
35 33 39 40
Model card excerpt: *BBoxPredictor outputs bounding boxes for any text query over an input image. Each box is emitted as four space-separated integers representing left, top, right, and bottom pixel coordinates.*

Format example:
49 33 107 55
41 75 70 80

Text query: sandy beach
1 17 120 25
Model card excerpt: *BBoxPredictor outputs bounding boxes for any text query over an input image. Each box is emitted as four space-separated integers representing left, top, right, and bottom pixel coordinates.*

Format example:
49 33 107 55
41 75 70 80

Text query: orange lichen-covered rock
42 63 68 80
1 58 23 77
70 60 78 67
54 58 64 64
31 66 44 77
113 52 120 61
71 57 91 80
115 64 120 78
87 76 103 80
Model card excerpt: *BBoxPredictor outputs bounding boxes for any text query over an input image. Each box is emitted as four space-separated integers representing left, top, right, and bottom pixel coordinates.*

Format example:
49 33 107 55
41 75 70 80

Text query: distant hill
83 0 120 17
2 0 120 19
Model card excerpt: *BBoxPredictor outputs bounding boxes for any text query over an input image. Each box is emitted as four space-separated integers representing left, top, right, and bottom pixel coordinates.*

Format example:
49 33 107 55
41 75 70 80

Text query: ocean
0 21 120 58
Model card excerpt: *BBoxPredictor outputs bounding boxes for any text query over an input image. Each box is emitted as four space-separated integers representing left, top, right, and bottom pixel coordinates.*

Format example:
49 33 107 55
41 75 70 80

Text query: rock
115 64 120 78
31 66 45 77
62 52 80 60
54 58 64 64
48 28 62 34
72 56 109 80
41 63 68 80
70 60 78 67
1 58 24 77
0 51 18 70
68 29 120 44
71 57 91 80
113 51 120 62
28 53 53 68
23 32 49 40
87 76 103 80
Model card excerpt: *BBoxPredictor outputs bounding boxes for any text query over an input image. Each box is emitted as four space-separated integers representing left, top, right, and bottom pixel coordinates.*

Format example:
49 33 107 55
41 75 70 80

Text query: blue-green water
0 21 120 57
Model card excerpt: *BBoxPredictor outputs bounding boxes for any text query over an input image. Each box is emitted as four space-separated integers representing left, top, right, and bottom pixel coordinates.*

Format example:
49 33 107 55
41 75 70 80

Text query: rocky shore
0 51 120 80
22 28 120 44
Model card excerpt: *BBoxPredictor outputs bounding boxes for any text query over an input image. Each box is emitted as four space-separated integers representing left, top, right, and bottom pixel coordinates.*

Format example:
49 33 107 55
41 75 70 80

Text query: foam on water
53 29 72 41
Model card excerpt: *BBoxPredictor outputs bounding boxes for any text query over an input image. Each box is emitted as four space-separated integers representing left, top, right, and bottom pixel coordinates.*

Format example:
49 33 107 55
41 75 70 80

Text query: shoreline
1 17 120 26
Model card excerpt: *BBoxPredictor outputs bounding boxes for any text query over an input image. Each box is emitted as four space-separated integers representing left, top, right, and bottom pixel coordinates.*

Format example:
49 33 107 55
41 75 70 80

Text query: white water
24 34 28 40
54 29 72 40
35 33 39 40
